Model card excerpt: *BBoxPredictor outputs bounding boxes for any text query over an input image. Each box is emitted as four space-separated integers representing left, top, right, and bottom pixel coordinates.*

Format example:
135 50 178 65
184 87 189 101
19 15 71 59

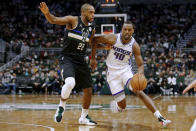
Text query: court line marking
0 121 55 131
0 103 145 110
153 95 161 100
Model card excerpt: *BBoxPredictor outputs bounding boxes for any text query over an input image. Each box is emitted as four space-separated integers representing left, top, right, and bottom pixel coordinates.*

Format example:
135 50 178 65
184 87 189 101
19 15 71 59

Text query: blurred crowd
125 4 196 48
0 0 94 49
0 0 196 95
1 0 196 48
0 52 62 94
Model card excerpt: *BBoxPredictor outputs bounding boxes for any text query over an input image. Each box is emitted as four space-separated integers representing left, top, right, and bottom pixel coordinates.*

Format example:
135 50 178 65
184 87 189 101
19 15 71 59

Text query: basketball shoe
78 115 97 125
54 106 64 123
158 116 171 127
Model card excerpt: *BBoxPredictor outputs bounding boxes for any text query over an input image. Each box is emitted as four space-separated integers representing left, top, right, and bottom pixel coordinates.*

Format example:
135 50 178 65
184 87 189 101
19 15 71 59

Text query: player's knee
61 96 67 101
65 77 75 90
61 77 76 99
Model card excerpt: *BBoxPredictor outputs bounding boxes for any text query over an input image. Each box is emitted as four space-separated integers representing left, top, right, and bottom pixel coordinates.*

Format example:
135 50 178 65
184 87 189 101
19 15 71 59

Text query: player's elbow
48 18 59 24
47 19 55 24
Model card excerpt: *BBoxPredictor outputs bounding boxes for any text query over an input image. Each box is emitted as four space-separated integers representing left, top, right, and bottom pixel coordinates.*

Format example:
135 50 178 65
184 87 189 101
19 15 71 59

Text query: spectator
31 73 42 94
42 71 60 95
145 73 157 94
167 72 177 95
176 68 186 95
2 71 16 94
94 74 105 94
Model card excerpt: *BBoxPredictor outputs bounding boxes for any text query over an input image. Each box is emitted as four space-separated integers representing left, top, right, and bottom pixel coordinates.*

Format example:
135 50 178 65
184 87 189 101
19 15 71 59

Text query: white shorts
106 66 133 102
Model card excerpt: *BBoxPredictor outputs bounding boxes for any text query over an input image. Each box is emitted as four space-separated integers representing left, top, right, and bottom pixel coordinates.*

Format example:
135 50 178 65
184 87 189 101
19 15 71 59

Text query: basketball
130 73 147 91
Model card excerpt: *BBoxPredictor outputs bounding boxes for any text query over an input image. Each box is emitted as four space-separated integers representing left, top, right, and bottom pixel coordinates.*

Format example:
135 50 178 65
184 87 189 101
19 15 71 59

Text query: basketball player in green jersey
39 2 97 125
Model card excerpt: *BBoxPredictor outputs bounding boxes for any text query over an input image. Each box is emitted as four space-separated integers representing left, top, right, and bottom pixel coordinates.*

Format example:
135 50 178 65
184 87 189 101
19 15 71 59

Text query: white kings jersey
106 33 135 69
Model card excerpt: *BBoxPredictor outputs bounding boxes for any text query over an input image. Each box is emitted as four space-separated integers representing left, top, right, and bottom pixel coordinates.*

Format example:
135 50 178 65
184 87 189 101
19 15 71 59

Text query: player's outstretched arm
183 79 196 94
39 2 76 26
92 34 116 47
133 42 144 75
90 29 97 71
90 34 116 71
96 44 112 50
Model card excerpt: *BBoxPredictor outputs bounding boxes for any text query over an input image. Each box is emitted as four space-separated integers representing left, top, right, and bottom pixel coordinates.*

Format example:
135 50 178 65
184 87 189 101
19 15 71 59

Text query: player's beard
86 16 93 23
124 34 130 40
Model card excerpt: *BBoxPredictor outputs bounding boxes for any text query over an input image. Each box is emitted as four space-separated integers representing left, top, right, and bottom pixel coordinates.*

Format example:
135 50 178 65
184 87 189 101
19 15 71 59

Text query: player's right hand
90 59 97 72
39 2 49 15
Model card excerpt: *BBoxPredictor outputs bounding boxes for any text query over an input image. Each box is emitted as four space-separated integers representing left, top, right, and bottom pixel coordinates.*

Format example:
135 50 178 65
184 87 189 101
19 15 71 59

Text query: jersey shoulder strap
114 33 121 46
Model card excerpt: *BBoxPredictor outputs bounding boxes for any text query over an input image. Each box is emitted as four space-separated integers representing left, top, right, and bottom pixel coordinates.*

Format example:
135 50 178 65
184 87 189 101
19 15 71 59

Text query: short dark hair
81 3 93 12
123 21 135 29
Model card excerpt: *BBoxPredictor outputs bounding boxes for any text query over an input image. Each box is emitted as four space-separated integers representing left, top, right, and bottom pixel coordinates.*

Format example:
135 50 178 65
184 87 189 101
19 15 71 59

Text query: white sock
59 100 66 109
81 108 88 118
154 110 163 119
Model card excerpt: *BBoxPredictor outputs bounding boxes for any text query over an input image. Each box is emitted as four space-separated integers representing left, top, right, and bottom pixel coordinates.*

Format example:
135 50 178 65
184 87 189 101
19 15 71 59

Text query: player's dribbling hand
39 2 49 15
90 59 97 72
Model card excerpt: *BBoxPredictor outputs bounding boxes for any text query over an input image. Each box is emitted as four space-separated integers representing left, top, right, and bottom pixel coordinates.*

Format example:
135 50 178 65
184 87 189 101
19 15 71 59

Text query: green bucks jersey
61 16 95 62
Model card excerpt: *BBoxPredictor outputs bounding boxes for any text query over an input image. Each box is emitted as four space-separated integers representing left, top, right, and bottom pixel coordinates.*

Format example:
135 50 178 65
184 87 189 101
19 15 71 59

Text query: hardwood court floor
0 94 195 131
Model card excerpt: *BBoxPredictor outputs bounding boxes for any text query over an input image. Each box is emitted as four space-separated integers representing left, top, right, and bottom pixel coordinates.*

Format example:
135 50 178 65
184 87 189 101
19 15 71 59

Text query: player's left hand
39 2 49 15
136 72 145 77
90 59 97 72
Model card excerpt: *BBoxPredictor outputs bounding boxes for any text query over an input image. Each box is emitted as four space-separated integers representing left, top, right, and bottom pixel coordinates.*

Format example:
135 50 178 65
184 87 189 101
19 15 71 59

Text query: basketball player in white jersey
91 21 171 127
